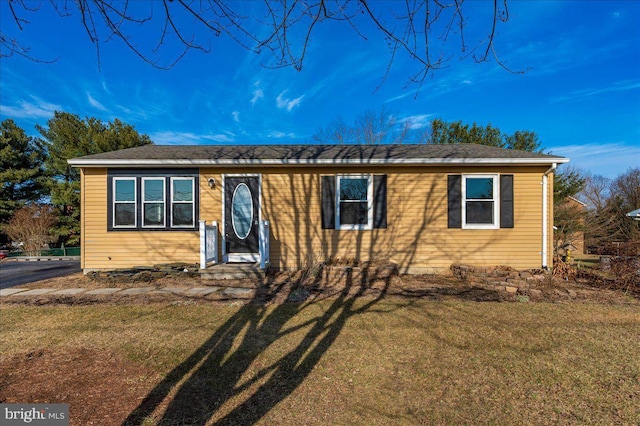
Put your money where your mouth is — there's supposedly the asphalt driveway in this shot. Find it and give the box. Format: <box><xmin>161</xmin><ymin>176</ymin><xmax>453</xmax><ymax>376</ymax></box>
<box><xmin>0</xmin><ymin>260</ymin><xmax>81</xmax><ymax>289</ymax></box>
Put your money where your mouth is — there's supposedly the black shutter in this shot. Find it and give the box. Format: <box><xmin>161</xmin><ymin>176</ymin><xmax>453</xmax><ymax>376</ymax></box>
<box><xmin>448</xmin><ymin>175</ymin><xmax>462</xmax><ymax>228</ymax></box>
<box><xmin>321</xmin><ymin>176</ymin><xmax>335</xmax><ymax>229</ymax></box>
<box><xmin>500</xmin><ymin>174</ymin><xmax>514</xmax><ymax>228</ymax></box>
<box><xmin>373</xmin><ymin>175</ymin><xmax>387</xmax><ymax>229</ymax></box>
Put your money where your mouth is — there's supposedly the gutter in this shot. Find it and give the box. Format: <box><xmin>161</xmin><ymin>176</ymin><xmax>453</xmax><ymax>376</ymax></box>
<box><xmin>67</xmin><ymin>157</ymin><xmax>570</xmax><ymax>168</ymax></box>
<box><xmin>541</xmin><ymin>163</ymin><xmax>557</xmax><ymax>269</ymax></box>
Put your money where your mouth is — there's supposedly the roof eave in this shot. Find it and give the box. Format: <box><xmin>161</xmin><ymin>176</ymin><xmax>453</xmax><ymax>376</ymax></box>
<box><xmin>67</xmin><ymin>157</ymin><xmax>570</xmax><ymax>168</ymax></box>
<box><xmin>568</xmin><ymin>196</ymin><xmax>587</xmax><ymax>206</ymax></box>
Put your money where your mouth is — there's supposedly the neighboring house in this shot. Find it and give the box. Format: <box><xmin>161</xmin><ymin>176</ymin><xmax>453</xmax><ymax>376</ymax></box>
<box><xmin>567</xmin><ymin>196</ymin><xmax>586</xmax><ymax>254</ymax></box>
<box><xmin>68</xmin><ymin>144</ymin><xmax>568</xmax><ymax>273</ymax></box>
<box><xmin>556</xmin><ymin>196</ymin><xmax>586</xmax><ymax>255</ymax></box>
<box><xmin>627</xmin><ymin>208</ymin><xmax>640</xmax><ymax>221</ymax></box>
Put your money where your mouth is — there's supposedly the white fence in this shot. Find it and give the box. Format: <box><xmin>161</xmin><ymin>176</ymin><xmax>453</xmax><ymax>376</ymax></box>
<box><xmin>199</xmin><ymin>220</ymin><xmax>218</xmax><ymax>269</ymax></box>
<box><xmin>260</xmin><ymin>220</ymin><xmax>270</xmax><ymax>269</ymax></box>
<box><xmin>200</xmin><ymin>220</ymin><xmax>269</xmax><ymax>270</ymax></box>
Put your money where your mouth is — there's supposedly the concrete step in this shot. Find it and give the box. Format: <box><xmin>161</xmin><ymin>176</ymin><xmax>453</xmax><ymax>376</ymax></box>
<box><xmin>200</xmin><ymin>262</ymin><xmax>265</xmax><ymax>280</ymax></box>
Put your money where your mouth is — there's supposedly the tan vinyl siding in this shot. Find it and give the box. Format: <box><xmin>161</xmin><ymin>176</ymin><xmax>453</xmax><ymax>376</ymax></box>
<box><xmin>81</xmin><ymin>168</ymin><xmax>199</xmax><ymax>270</ymax></box>
<box><xmin>81</xmin><ymin>165</ymin><xmax>552</xmax><ymax>271</ymax></box>
<box><xmin>202</xmin><ymin>166</ymin><xmax>548</xmax><ymax>272</ymax></box>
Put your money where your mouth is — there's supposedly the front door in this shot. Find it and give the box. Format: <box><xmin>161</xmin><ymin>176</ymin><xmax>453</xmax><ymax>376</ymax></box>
<box><xmin>224</xmin><ymin>176</ymin><xmax>260</xmax><ymax>261</ymax></box>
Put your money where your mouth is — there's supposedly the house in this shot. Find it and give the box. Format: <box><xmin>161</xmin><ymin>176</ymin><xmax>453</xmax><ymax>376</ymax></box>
<box><xmin>68</xmin><ymin>144</ymin><xmax>569</xmax><ymax>274</ymax></box>
<box><xmin>627</xmin><ymin>208</ymin><xmax>640</xmax><ymax>221</ymax></box>
<box><xmin>555</xmin><ymin>196</ymin><xmax>586</xmax><ymax>255</ymax></box>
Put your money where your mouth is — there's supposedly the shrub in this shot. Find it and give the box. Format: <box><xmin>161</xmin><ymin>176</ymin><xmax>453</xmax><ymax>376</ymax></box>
<box><xmin>3</xmin><ymin>204</ymin><xmax>57</xmax><ymax>255</ymax></box>
<box><xmin>610</xmin><ymin>256</ymin><xmax>640</xmax><ymax>294</ymax></box>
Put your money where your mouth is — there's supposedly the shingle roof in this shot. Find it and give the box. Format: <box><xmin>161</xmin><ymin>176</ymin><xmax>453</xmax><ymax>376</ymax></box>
<box><xmin>68</xmin><ymin>143</ymin><xmax>568</xmax><ymax>167</ymax></box>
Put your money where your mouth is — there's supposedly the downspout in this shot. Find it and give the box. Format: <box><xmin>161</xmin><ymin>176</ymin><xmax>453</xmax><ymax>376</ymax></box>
<box><xmin>542</xmin><ymin>163</ymin><xmax>557</xmax><ymax>269</ymax></box>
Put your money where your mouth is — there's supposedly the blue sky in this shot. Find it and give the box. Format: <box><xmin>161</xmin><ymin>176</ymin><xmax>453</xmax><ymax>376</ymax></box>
<box><xmin>1</xmin><ymin>1</ymin><xmax>638</xmax><ymax>179</ymax></box>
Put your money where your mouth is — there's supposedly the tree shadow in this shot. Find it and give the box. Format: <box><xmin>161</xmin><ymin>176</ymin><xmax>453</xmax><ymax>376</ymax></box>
<box><xmin>123</xmin><ymin>268</ymin><xmax>392</xmax><ymax>425</ymax></box>
<box><xmin>123</xmin><ymin>147</ymin><xmax>516</xmax><ymax>424</ymax></box>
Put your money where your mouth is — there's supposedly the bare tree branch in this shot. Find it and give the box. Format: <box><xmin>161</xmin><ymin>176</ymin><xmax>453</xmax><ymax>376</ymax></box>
<box><xmin>2</xmin><ymin>0</ymin><xmax>519</xmax><ymax>86</ymax></box>
<box><xmin>0</xmin><ymin>33</ymin><xmax>57</xmax><ymax>63</ymax></box>
<box><xmin>8</xmin><ymin>0</ymin><xmax>27</xmax><ymax>30</ymax></box>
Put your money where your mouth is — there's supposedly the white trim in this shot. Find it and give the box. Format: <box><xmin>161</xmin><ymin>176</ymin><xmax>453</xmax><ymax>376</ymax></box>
<box><xmin>222</xmin><ymin>174</ymin><xmax>262</xmax><ymax>263</ymax></box>
<box><xmin>69</xmin><ymin>157</ymin><xmax>570</xmax><ymax>168</ymax></box>
<box><xmin>141</xmin><ymin>177</ymin><xmax>166</xmax><ymax>228</ymax></box>
<box><xmin>260</xmin><ymin>220</ymin><xmax>270</xmax><ymax>269</ymax></box>
<box><xmin>199</xmin><ymin>220</ymin><xmax>219</xmax><ymax>269</ymax></box>
<box><xmin>170</xmin><ymin>177</ymin><xmax>195</xmax><ymax>228</ymax></box>
<box><xmin>227</xmin><ymin>253</ymin><xmax>260</xmax><ymax>262</ymax></box>
<box><xmin>112</xmin><ymin>177</ymin><xmax>137</xmax><ymax>228</ymax></box>
<box><xmin>461</xmin><ymin>174</ymin><xmax>500</xmax><ymax>230</ymax></box>
<box><xmin>568</xmin><ymin>196</ymin><xmax>587</xmax><ymax>206</ymax></box>
<box><xmin>336</xmin><ymin>174</ymin><xmax>374</xmax><ymax>231</ymax></box>
<box><xmin>541</xmin><ymin>163</ymin><xmax>557</xmax><ymax>269</ymax></box>
<box><xmin>221</xmin><ymin>175</ymin><xmax>226</xmax><ymax>260</ymax></box>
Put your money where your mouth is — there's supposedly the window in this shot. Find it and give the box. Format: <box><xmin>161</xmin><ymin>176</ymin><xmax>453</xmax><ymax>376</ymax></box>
<box><xmin>448</xmin><ymin>174</ymin><xmax>513</xmax><ymax>229</ymax></box>
<box><xmin>107</xmin><ymin>170</ymin><xmax>198</xmax><ymax>231</ymax></box>
<box><xmin>231</xmin><ymin>183</ymin><xmax>253</xmax><ymax>239</ymax></box>
<box><xmin>462</xmin><ymin>175</ymin><xmax>499</xmax><ymax>229</ymax></box>
<box><xmin>142</xmin><ymin>178</ymin><xmax>165</xmax><ymax>227</ymax></box>
<box><xmin>321</xmin><ymin>175</ymin><xmax>386</xmax><ymax>230</ymax></box>
<box><xmin>336</xmin><ymin>175</ymin><xmax>373</xmax><ymax>230</ymax></box>
<box><xmin>113</xmin><ymin>178</ymin><xmax>136</xmax><ymax>228</ymax></box>
<box><xmin>171</xmin><ymin>177</ymin><xmax>195</xmax><ymax>227</ymax></box>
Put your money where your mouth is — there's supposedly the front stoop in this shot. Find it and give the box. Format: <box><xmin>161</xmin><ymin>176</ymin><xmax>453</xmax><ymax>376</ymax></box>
<box><xmin>201</xmin><ymin>263</ymin><xmax>265</xmax><ymax>280</ymax></box>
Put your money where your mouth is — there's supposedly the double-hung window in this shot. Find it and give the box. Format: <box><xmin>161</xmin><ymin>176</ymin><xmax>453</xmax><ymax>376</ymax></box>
<box><xmin>321</xmin><ymin>174</ymin><xmax>387</xmax><ymax>230</ymax></box>
<box><xmin>336</xmin><ymin>175</ymin><xmax>373</xmax><ymax>230</ymax></box>
<box><xmin>142</xmin><ymin>178</ymin><xmax>165</xmax><ymax>227</ymax></box>
<box><xmin>171</xmin><ymin>177</ymin><xmax>195</xmax><ymax>227</ymax></box>
<box><xmin>113</xmin><ymin>178</ymin><xmax>136</xmax><ymax>228</ymax></box>
<box><xmin>462</xmin><ymin>174</ymin><xmax>499</xmax><ymax>229</ymax></box>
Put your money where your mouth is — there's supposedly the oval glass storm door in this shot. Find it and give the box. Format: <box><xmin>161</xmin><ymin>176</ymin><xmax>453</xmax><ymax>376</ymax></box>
<box><xmin>231</xmin><ymin>183</ymin><xmax>253</xmax><ymax>239</ymax></box>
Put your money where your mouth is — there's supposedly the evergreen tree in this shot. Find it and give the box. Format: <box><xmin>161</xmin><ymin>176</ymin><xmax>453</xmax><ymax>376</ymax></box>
<box><xmin>431</xmin><ymin>119</ymin><xmax>504</xmax><ymax>146</ymax></box>
<box><xmin>554</xmin><ymin>166</ymin><xmax>586</xmax><ymax>204</ymax></box>
<box><xmin>504</xmin><ymin>130</ymin><xmax>543</xmax><ymax>153</ymax></box>
<box><xmin>0</xmin><ymin>119</ymin><xmax>46</xmax><ymax>244</ymax></box>
<box><xmin>553</xmin><ymin>166</ymin><xmax>587</xmax><ymax>252</ymax></box>
<box><xmin>37</xmin><ymin>112</ymin><xmax>152</xmax><ymax>245</ymax></box>
<box><xmin>430</xmin><ymin>119</ymin><xmax>539</xmax><ymax>150</ymax></box>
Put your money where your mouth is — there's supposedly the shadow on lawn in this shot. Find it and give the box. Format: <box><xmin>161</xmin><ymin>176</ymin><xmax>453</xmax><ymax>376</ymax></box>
<box><xmin>123</xmin><ymin>268</ymin><xmax>392</xmax><ymax>425</ymax></box>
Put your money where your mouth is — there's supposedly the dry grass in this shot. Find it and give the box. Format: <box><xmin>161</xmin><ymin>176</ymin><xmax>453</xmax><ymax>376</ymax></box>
<box><xmin>1</xmin><ymin>299</ymin><xmax>639</xmax><ymax>425</ymax></box>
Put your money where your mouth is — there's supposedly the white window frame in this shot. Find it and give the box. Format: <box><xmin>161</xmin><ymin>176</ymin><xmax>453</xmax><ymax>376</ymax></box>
<box><xmin>336</xmin><ymin>174</ymin><xmax>373</xmax><ymax>231</ymax></box>
<box><xmin>170</xmin><ymin>177</ymin><xmax>195</xmax><ymax>228</ymax></box>
<box><xmin>113</xmin><ymin>177</ymin><xmax>137</xmax><ymax>229</ymax></box>
<box><xmin>141</xmin><ymin>177</ymin><xmax>166</xmax><ymax>228</ymax></box>
<box><xmin>462</xmin><ymin>174</ymin><xmax>500</xmax><ymax>230</ymax></box>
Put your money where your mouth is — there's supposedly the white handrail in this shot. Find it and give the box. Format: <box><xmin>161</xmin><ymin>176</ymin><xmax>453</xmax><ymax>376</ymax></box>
<box><xmin>199</xmin><ymin>220</ymin><xmax>218</xmax><ymax>269</ymax></box>
<box><xmin>259</xmin><ymin>220</ymin><xmax>270</xmax><ymax>269</ymax></box>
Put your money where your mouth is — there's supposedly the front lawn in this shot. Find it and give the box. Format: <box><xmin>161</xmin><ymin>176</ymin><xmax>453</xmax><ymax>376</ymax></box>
<box><xmin>1</xmin><ymin>299</ymin><xmax>639</xmax><ymax>425</ymax></box>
